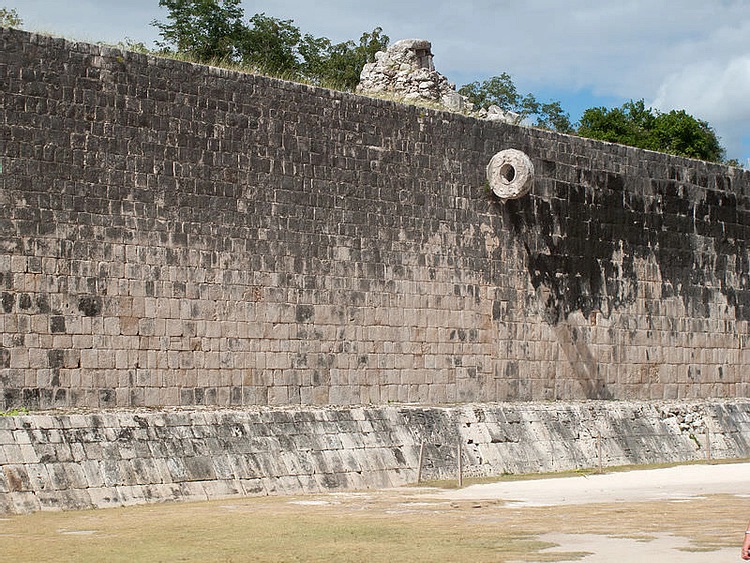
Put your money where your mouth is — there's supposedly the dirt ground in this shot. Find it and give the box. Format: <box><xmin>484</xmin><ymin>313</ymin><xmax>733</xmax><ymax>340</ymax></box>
<box><xmin>0</xmin><ymin>462</ymin><xmax>748</xmax><ymax>562</ymax></box>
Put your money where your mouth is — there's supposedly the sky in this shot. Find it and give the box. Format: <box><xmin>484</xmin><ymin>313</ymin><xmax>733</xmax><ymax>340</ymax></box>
<box><xmin>3</xmin><ymin>0</ymin><xmax>750</xmax><ymax>166</ymax></box>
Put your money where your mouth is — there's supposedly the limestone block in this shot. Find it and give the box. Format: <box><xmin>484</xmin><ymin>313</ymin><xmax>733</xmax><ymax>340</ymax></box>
<box><xmin>485</xmin><ymin>105</ymin><xmax>522</xmax><ymax>124</ymax></box>
<box><xmin>9</xmin><ymin>491</ymin><xmax>41</xmax><ymax>514</ymax></box>
<box><xmin>114</xmin><ymin>485</ymin><xmax>148</xmax><ymax>506</ymax></box>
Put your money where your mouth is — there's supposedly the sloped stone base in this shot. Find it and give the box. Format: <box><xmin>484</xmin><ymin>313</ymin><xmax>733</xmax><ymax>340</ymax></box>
<box><xmin>1</xmin><ymin>400</ymin><xmax>749</xmax><ymax>513</ymax></box>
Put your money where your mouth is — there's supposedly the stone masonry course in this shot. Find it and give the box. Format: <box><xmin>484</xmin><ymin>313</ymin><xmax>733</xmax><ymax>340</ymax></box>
<box><xmin>2</xmin><ymin>400</ymin><xmax>749</xmax><ymax>514</ymax></box>
<box><xmin>1</xmin><ymin>28</ymin><xmax>750</xmax><ymax>409</ymax></box>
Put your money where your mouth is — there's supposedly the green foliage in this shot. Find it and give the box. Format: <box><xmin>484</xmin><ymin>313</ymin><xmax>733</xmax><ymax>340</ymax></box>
<box><xmin>535</xmin><ymin>101</ymin><xmax>574</xmax><ymax>134</ymax></box>
<box><xmin>238</xmin><ymin>13</ymin><xmax>301</xmax><ymax>74</ymax></box>
<box><xmin>459</xmin><ymin>73</ymin><xmax>519</xmax><ymax>113</ymax></box>
<box><xmin>458</xmin><ymin>73</ymin><xmax>573</xmax><ymax>133</ymax></box>
<box><xmin>578</xmin><ymin>100</ymin><xmax>653</xmax><ymax>147</ymax></box>
<box><xmin>578</xmin><ymin>99</ymin><xmax>724</xmax><ymax>162</ymax></box>
<box><xmin>460</xmin><ymin>77</ymin><xmax>724</xmax><ymax>160</ymax></box>
<box><xmin>459</xmin><ymin>73</ymin><xmax>543</xmax><ymax>119</ymax></box>
<box><xmin>299</xmin><ymin>27</ymin><xmax>388</xmax><ymax>90</ymax></box>
<box><xmin>0</xmin><ymin>407</ymin><xmax>29</xmax><ymax>416</ymax></box>
<box><xmin>153</xmin><ymin>0</ymin><xmax>246</xmax><ymax>62</ymax></box>
<box><xmin>0</xmin><ymin>6</ymin><xmax>22</xmax><ymax>28</ymax></box>
<box><xmin>151</xmin><ymin>1</ymin><xmax>388</xmax><ymax>90</ymax></box>
<box><xmin>650</xmin><ymin>109</ymin><xmax>724</xmax><ymax>162</ymax></box>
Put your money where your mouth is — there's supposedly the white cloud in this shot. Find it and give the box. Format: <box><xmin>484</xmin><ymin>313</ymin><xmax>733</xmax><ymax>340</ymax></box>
<box><xmin>651</xmin><ymin>55</ymin><xmax>750</xmax><ymax>161</ymax></box>
<box><xmin>431</xmin><ymin>1</ymin><xmax>750</xmax><ymax>95</ymax></box>
<box><xmin>652</xmin><ymin>56</ymin><xmax>750</xmax><ymax>122</ymax></box>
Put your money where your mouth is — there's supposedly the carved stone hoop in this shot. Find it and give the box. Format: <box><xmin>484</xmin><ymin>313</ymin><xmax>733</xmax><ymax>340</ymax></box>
<box><xmin>486</xmin><ymin>149</ymin><xmax>534</xmax><ymax>200</ymax></box>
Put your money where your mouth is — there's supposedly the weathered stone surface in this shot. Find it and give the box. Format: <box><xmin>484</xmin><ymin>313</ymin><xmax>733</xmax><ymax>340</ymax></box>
<box><xmin>0</xmin><ymin>29</ymin><xmax>750</xmax><ymax>408</ymax></box>
<box><xmin>484</xmin><ymin>105</ymin><xmax>522</xmax><ymax>124</ymax></box>
<box><xmin>357</xmin><ymin>38</ymin><xmax>468</xmax><ymax>109</ymax></box>
<box><xmin>0</xmin><ymin>400</ymin><xmax>747</xmax><ymax>513</ymax></box>
<box><xmin>486</xmin><ymin>149</ymin><xmax>535</xmax><ymax>200</ymax></box>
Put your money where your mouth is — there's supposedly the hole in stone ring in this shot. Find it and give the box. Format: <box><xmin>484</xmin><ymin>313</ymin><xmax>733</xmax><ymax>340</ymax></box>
<box><xmin>500</xmin><ymin>163</ymin><xmax>516</xmax><ymax>183</ymax></box>
<box><xmin>486</xmin><ymin>149</ymin><xmax>534</xmax><ymax>200</ymax></box>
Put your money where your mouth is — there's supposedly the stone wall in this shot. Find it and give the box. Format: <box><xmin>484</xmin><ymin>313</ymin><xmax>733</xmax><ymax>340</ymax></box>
<box><xmin>2</xmin><ymin>400</ymin><xmax>750</xmax><ymax>513</ymax></box>
<box><xmin>2</xmin><ymin>28</ymin><xmax>750</xmax><ymax>408</ymax></box>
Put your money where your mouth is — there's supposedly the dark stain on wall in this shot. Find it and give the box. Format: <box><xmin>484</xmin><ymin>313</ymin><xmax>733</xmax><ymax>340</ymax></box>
<box><xmin>1</xmin><ymin>293</ymin><xmax>13</xmax><ymax>314</ymax></box>
<box><xmin>77</xmin><ymin>296</ymin><xmax>102</xmax><ymax>317</ymax></box>
<box><xmin>504</xmin><ymin>167</ymin><xmax>750</xmax><ymax>325</ymax></box>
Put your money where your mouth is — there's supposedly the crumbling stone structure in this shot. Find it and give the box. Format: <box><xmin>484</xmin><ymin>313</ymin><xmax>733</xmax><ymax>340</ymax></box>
<box><xmin>357</xmin><ymin>38</ymin><xmax>522</xmax><ymax>123</ymax></box>
<box><xmin>357</xmin><ymin>38</ymin><xmax>468</xmax><ymax>111</ymax></box>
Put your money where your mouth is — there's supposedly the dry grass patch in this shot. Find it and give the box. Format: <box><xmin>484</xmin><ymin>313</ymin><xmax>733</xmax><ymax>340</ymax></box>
<box><xmin>0</xmin><ymin>489</ymin><xmax>745</xmax><ymax>562</ymax></box>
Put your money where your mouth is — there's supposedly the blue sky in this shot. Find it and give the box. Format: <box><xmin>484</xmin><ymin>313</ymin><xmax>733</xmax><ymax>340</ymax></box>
<box><xmin>4</xmin><ymin>0</ymin><xmax>750</xmax><ymax>166</ymax></box>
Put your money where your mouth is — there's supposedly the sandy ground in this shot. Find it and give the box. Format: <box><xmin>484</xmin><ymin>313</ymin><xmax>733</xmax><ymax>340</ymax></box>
<box><xmin>1</xmin><ymin>462</ymin><xmax>748</xmax><ymax>561</ymax></box>
<box><xmin>435</xmin><ymin>463</ymin><xmax>750</xmax><ymax>506</ymax></box>
<box><xmin>429</xmin><ymin>463</ymin><xmax>750</xmax><ymax>562</ymax></box>
<box><xmin>536</xmin><ymin>532</ymin><xmax>737</xmax><ymax>563</ymax></box>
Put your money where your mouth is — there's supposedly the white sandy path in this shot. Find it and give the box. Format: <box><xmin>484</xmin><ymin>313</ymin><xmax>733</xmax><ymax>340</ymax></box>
<box><xmin>431</xmin><ymin>463</ymin><xmax>750</xmax><ymax>562</ymax></box>
<box><xmin>535</xmin><ymin>532</ymin><xmax>738</xmax><ymax>563</ymax></box>
<box><xmin>436</xmin><ymin>462</ymin><xmax>750</xmax><ymax>506</ymax></box>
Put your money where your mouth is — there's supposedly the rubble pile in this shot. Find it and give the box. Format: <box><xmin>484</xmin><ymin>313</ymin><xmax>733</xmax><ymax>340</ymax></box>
<box><xmin>357</xmin><ymin>38</ymin><xmax>469</xmax><ymax>112</ymax></box>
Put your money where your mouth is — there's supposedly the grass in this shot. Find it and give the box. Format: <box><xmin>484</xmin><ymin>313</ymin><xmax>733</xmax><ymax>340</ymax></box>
<box><xmin>0</xmin><ymin>499</ymin><xmax>561</xmax><ymax>562</ymax></box>
<box><xmin>138</xmin><ymin>49</ymin><xmax>472</xmax><ymax>116</ymax></box>
<box><xmin>0</xmin><ymin>407</ymin><xmax>29</xmax><ymax>416</ymax></box>
<box><xmin>0</xmin><ymin>473</ymin><xmax>745</xmax><ymax>562</ymax></box>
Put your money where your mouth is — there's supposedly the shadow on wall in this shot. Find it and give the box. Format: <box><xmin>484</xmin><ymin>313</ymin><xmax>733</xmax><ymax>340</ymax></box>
<box><xmin>494</xmin><ymin>164</ymin><xmax>749</xmax><ymax>398</ymax></box>
<box><xmin>502</xmin><ymin>167</ymin><xmax>750</xmax><ymax>323</ymax></box>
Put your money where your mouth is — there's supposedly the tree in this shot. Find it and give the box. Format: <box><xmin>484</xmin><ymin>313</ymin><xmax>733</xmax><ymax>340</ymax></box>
<box><xmin>459</xmin><ymin>73</ymin><xmax>519</xmax><ymax>113</ymax></box>
<box><xmin>299</xmin><ymin>27</ymin><xmax>389</xmax><ymax>90</ymax></box>
<box><xmin>0</xmin><ymin>7</ymin><xmax>22</xmax><ymax>28</ymax></box>
<box><xmin>458</xmin><ymin>73</ymin><xmax>572</xmax><ymax>133</ymax></box>
<box><xmin>237</xmin><ymin>13</ymin><xmax>301</xmax><ymax>75</ymax></box>
<box><xmin>342</xmin><ymin>27</ymin><xmax>390</xmax><ymax>89</ymax></box>
<box><xmin>152</xmin><ymin>2</ymin><xmax>388</xmax><ymax>90</ymax></box>
<box><xmin>535</xmin><ymin>101</ymin><xmax>574</xmax><ymax>134</ymax></box>
<box><xmin>152</xmin><ymin>0</ymin><xmax>247</xmax><ymax>62</ymax></box>
<box><xmin>578</xmin><ymin>100</ymin><xmax>654</xmax><ymax>148</ymax></box>
<box><xmin>578</xmin><ymin>100</ymin><xmax>724</xmax><ymax>162</ymax></box>
<box><xmin>650</xmin><ymin>110</ymin><xmax>724</xmax><ymax>162</ymax></box>
<box><xmin>355</xmin><ymin>27</ymin><xmax>390</xmax><ymax>70</ymax></box>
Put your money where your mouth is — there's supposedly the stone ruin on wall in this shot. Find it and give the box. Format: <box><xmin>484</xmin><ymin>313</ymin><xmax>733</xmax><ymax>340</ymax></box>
<box><xmin>357</xmin><ymin>39</ymin><xmax>466</xmax><ymax>110</ymax></box>
<box><xmin>357</xmin><ymin>38</ymin><xmax>521</xmax><ymax>124</ymax></box>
